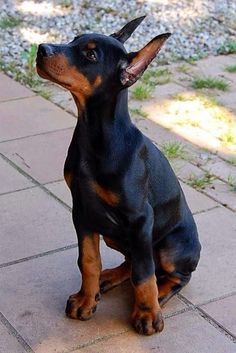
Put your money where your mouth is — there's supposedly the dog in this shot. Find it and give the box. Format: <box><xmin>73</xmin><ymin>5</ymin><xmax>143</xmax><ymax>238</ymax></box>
<box><xmin>36</xmin><ymin>16</ymin><xmax>201</xmax><ymax>335</ymax></box>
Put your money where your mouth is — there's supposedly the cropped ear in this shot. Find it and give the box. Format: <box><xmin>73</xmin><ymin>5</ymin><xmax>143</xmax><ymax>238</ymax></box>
<box><xmin>110</xmin><ymin>16</ymin><xmax>146</xmax><ymax>43</ymax></box>
<box><xmin>120</xmin><ymin>33</ymin><xmax>171</xmax><ymax>87</ymax></box>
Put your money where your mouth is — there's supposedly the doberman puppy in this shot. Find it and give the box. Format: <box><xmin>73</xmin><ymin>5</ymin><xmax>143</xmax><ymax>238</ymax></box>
<box><xmin>36</xmin><ymin>16</ymin><xmax>201</xmax><ymax>335</ymax></box>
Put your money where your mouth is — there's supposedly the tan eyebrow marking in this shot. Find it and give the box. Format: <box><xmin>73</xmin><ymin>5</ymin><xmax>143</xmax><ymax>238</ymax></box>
<box><xmin>87</xmin><ymin>42</ymin><xmax>96</xmax><ymax>49</ymax></box>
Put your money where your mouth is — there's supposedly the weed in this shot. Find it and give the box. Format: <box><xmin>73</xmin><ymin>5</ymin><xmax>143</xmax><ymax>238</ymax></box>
<box><xmin>191</xmin><ymin>76</ymin><xmax>229</xmax><ymax>91</ymax></box>
<box><xmin>21</xmin><ymin>44</ymin><xmax>40</xmax><ymax>87</ymax></box>
<box><xmin>220</xmin><ymin>129</ymin><xmax>236</xmax><ymax>146</ymax></box>
<box><xmin>59</xmin><ymin>0</ymin><xmax>72</xmax><ymax>7</ymax></box>
<box><xmin>226</xmin><ymin>157</ymin><xmax>236</xmax><ymax>166</ymax></box>
<box><xmin>142</xmin><ymin>68</ymin><xmax>171</xmax><ymax>86</ymax></box>
<box><xmin>187</xmin><ymin>171</ymin><xmax>215</xmax><ymax>189</ymax></box>
<box><xmin>132</xmin><ymin>84</ymin><xmax>153</xmax><ymax>100</ymax></box>
<box><xmin>37</xmin><ymin>89</ymin><xmax>52</xmax><ymax>100</ymax></box>
<box><xmin>161</xmin><ymin>141</ymin><xmax>186</xmax><ymax>159</ymax></box>
<box><xmin>176</xmin><ymin>64</ymin><xmax>190</xmax><ymax>74</ymax></box>
<box><xmin>173</xmin><ymin>93</ymin><xmax>219</xmax><ymax>108</ymax></box>
<box><xmin>176</xmin><ymin>117</ymin><xmax>200</xmax><ymax>128</ymax></box>
<box><xmin>227</xmin><ymin>174</ymin><xmax>236</xmax><ymax>192</ymax></box>
<box><xmin>0</xmin><ymin>16</ymin><xmax>22</xmax><ymax>29</ymax></box>
<box><xmin>225</xmin><ymin>64</ymin><xmax>236</xmax><ymax>73</ymax></box>
<box><xmin>130</xmin><ymin>107</ymin><xmax>148</xmax><ymax>118</ymax></box>
<box><xmin>217</xmin><ymin>41</ymin><xmax>236</xmax><ymax>54</ymax></box>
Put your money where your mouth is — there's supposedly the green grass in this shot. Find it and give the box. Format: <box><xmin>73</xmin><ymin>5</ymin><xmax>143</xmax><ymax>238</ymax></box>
<box><xmin>226</xmin><ymin>157</ymin><xmax>236</xmax><ymax>166</ymax></box>
<box><xmin>176</xmin><ymin>118</ymin><xmax>200</xmax><ymax>128</ymax></box>
<box><xmin>187</xmin><ymin>171</ymin><xmax>215</xmax><ymax>189</ymax></box>
<box><xmin>228</xmin><ymin>175</ymin><xmax>236</xmax><ymax>192</ymax></box>
<box><xmin>176</xmin><ymin>64</ymin><xmax>190</xmax><ymax>74</ymax></box>
<box><xmin>220</xmin><ymin>129</ymin><xmax>236</xmax><ymax>146</ymax></box>
<box><xmin>161</xmin><ymin>141</ymin><xmax>186</xmax><ymax>159</ymax></box>
<box><xmin>132</xmin><ymin>84</ymin><xmax>153</xmax><ymax>100</ymax></box>
<box><xmin>21</xmin><ymin>44</ymin><xmax>40</xmax><ymax>87</ymax></box>
<box><xmin>173</xmin><ymin>93</ymin><xmax>219</xmax><ymax>108</ymax></box>
<box><xmin>0</xmin><ymin>16</ymin><xmax>22</xmax><ymax>29</ymax></box>
<box><xmin>130</xmin><ymin>107</ymin><xmax>148</xmax><ymax>118</ymax></box>
<box><xmin>191</xmin><ymin>76</ymin><xmax>230</xmax><ymax>91</ymax></box>
<box><xmin>142</xmin><ymin>68</ymin><xmax>171</xmax><ymax>86</ymax></box>
<box><xmin>37</xmin><ymin>89</ymin><xmax>52</xmax><ymax>100</ymax></box>
<box><xmin>218</xmin><ymin>41</ymin><xmax>236</xmax><ymax>54</ymax></box>
<box><xmin>225</xmin><ymin>64</ymin><xmax>236</xmax><ymax>73</ymax></box>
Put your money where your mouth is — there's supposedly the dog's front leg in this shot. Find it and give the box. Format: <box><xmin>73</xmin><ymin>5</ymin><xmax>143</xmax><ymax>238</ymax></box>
<box><xmin>130</xmin><ymin>203</ymin><xmax>164</xmax><ymax>335</ymax></box>
<box><xmin>66</xmin><ymin>231</ymin><xmax>101</xmax><ymax>321</ymax></box>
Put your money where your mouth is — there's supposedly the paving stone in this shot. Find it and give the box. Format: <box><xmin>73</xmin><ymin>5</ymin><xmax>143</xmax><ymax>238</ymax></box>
<box><xmin>134</xmin><ymin>117</ymin><xmax>186</xmax><ymax>145</ymax></box>
<box><xmin>204</xmin><ymin>179</ymin><xmax>236</xmax><ymax>211</ymax></box>
<box><xmin>182</xmin><ymin>207</ymin><xmax>236</xmax><ymax>305</ymax></box>
<box><xmin>0</xmin><ymin>245</ymin><xmax>185</xmax><ymax>353</ymax></box>
<box><xmin>0</xmin><ymin>322</ymin><xmax>27</xmax><ymax>353</ymax></box>
<box><xmin>0</xmin><ymin>187</ymin><xmax>75</xmax><ymax>264</ymax></box>
<box><xmin>173</xmin><ymin>160</ymin><xmax>203</xmax><ymax>181</ymax></box>
<box><xmin>79</xmin><ymin>311</ymin><xmax>236</xmax><ymax>353</ymax></box>
<box><xmin>0</xmin><ymin>155</ymin><xmax>33</xmax><ymax>194</ymax></box>
<box><xmin>203</xmin><ymin>159</ymin><xmax>236</xmax><ymax>183</ymax></box>
<box><xmin>192</xmin><ymin>55</ymin><xmax>236</xmax><ymax>78</ymax></box>
<box><xmin>0</xmin><ymin>129</ymin><xmax>73</xmax><ymax>184</ymax></box>
<box><xmin>180</xmin><ymin>181</ymin><xmax>217</xmax><ymax>214</ymax></box>
<box><xmin>200</xmin><ymin>294</ymin><xmax>236</xmax><ymax>335</ymax></box>
<box><xmin>45</xmin><ymin>180</ymin><xmax>72</xmax><ymax>208</ymax></box>
<box><xmin>0</xmin><ymin>96</ymin><xmax>75</xmax><ymax>142</ymax></box>
<box><xmin>0</xmin><ymin>72</ymin><xmax>35</xmax><ymax>102</ymax></box>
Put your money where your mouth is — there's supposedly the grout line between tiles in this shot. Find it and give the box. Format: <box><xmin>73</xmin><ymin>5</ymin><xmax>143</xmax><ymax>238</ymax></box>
<box><xmin>65</xmin><ymin>307</ymin><xmax>194</xmax><ymax>353</ymax></box>
<box><xmin>179</xmin><ymin>177</ymin><xmax>236</xmax><ymax>213</ymax></box>
<box><xmin>0</xmin><ymin>185</ymin><xmax>37</xmax><ymax>197</ymax></box>
<box><xmin>0</xmin><ymin>95</ymin><xmax>36</xmax><ymax>104</ymax></box>
<box><xmin>195</xmin><ymin>290</ymin><xmax>236</xmax><ymax>307</ymax></box>
<box><xmin>178</xmin><ymin>294</ymin><xmax>236</xmax><ymax>343</ymax></box>
<box><xmin>0</xmin><ymin>153</ymin><xmax>72</xmax><ymax>212</ymax></box>
<box><xmin>192</xmin><ymin>205</ymin><xmax>220</xmax><ymax>216</ymax></box>
<box><xmin>0</xmin><ymin>312</ymin><xmax>35</xmax><ymax>353</ymax></box>
<box><xmin>0</xmin><ymin>126</ymin><xmax>74</xmax><ymax>144</ymax></box>
<box><xmin>0</xmin><ymin>243</ymin><xmax>77</xmax><ymax>269</ymax></box>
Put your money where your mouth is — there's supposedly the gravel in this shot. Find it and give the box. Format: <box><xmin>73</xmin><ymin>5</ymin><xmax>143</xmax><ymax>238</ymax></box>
<box><xmin>1</xmin><ymin>0</ymin><xmax>236</xmax><ymax>74</ymax></box>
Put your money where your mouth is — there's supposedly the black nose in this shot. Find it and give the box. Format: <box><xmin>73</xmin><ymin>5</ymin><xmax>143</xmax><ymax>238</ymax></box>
<box><xmin>38</xmin><ymin>44</ymin><xmax>55</xmax><ymax>57</ymax></box>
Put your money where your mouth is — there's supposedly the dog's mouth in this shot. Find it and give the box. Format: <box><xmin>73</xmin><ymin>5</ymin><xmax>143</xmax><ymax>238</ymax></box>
<box><xmin>36</xmin><ymin>52</ymin><xmax>72</xmax><ymax>89</ymax></box>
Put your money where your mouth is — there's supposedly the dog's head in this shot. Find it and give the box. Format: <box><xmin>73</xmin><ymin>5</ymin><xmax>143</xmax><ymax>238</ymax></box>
<box><xmin>36</xmin><ymin>16</ymin><xmax>170</xmax><ymax>108</ymax></box>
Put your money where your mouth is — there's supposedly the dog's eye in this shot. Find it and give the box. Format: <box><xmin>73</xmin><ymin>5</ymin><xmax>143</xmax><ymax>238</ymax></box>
<box><xmin>86</xmin><ymin>49</ymin><xmax>97</xmax><ymax>62</ymax></box>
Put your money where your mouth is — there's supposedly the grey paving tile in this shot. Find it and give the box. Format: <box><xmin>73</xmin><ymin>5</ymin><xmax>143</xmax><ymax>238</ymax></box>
<box><xmin>182</xmin><ymin>207</ymin><xmax>236</xmax><ymax>304</ymax></box>
<box><xmin>0</xmin><ymin>96</ymin><xmax>75</xmax><ymax>142</ymax></box>
<box><xmin>0</xmin><ymin>72</ymin><xmax>34</xmax><ymax>102</ymax></box>
<box><xmin>180</xmin><ymin>181</ymin><xmax>218</xmax><ymax>214</ymax></box>
<box><xmin>200</xmin><ymin>295</ymin><xmax>236</xmax><ymax>336</ymax></box>
<box><xmin>0</xmin><ymin>156</ymin><xmax>33</xmax><ymax>194</ymax></box>
<box><xmin>0</xmin><ymin>187</ymin><xmax>75</xmax><ymax>264</ymax></box>
<box><xmin>204</xmin><ymin>179</ymin><xmax>236</xmax><ymax>212</ymax></box>
<box><xmin>203</xmin><ymin>160</ymin><xmax>236</xmax><ymax>184</ymax></box>
<box><xmin>0</xmin><ymin>321</ymin><xmax>27</xmax><ymax>353</ymax></box>
<box><xmin>45</xmin><ymin>181</ymin><xmax>72</xmax><ymax>208</ymax></box>
<box><xmin>79</xmin><ymin>311</ymin><xmax>236</xmax><ymax>353</ymax></box>
<box><xmin>0</xmin><ymin>129</ymin><xmax>73</xmax><ymax>184</ymax></box>
<box><xmin>0</xmin><ymin>243</ymin><xmax>186</xmax><ymax>353</ymax></box>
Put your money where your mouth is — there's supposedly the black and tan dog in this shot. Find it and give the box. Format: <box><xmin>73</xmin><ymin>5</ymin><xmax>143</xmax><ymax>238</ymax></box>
<box><xmin>36</xmin><ymin>16</ymin><xmax>201</xmax><ymax>335</ymax></box>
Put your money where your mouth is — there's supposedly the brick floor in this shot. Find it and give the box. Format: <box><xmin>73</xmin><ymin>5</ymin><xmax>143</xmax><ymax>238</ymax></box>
<box><xmin>0</xmin><ymin>73</ymin><xmax>235</xmax><ymax>353</ymax></box>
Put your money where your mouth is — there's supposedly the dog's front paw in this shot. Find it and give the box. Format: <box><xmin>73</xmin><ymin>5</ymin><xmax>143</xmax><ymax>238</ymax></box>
<box><xmin>131</xmin><ymin>306</ymin><xmax>164</xmax><ymax>335</ymax></box>
<box><xmin>65</xmin><ymin>291</ymin><xmax>101</xmax><ymax>321</ymax></box>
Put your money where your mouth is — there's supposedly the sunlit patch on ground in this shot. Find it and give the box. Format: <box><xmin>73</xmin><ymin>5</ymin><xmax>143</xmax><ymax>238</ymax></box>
<box><xmin>17</xmin><ymin>0</ymin><xmax>70</xmax><ymax>16</ymax></box>
<box><xmin>20</xmin><ymin>28</ymin><xmax>53</xmax><ymax>44</ymax></box>
<box><xmin>142</xmin><ymin>92</ymin><xmax>236</xmax><ymax>153</ymax></box>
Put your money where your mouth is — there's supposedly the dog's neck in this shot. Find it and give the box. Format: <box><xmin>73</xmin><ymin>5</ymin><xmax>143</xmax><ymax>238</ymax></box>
<box><xmin>74</xmin><ymin>89</ymin><xmax>132</xmax><ymax>147</ymax></box>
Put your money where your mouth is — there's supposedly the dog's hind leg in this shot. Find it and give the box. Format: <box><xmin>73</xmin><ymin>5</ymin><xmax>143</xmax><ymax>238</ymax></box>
<box><xmin>157</xmin><ymin>272</ymin><xmax>191</xmax><ymax>307</ymax></box>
